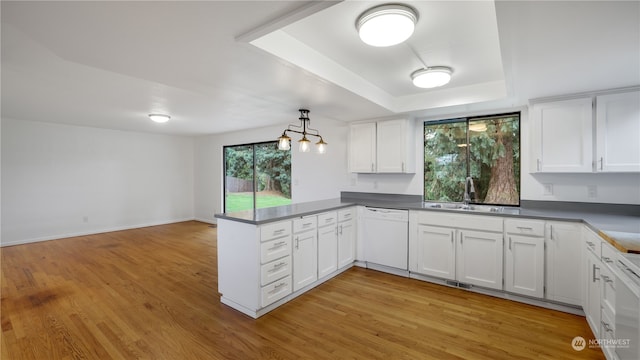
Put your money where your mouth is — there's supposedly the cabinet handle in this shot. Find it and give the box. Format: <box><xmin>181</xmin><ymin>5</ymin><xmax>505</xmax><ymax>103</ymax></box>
<box><xmin>303</xmin><ymin>222</ymin><xmax>313</xmax><ymax>227</ymax></box>
<box><xmin>601</xmin><ymin>275</ymin><xmax>613</xmax><ymax>283</ymax></box>
<box><xmin>295</xmin><ymin>236</ymin><xmax>299</xmax><ymax>250</ymax></box>
<box><xmin>549</xmin><ymin>225</ymin><xmax>554</xmax><ymax>240</ymax></box>
<box><xmin>537</xmin><ymin>159</ymin><xmax>541</xmax><ymax>171</ymax></box>
<box><xmin>371</xmin><ymin>163</ymin><xmax>374</xmax><ymax>172</ymax></box>
<box><xmin>339</xmin><ymin>225</ymin><xmax>343</xmax><ymax>235</ymax></box>
<box><xmin>269</xmin><ymin>262</ymin><xmax>286</xmax><ymax>272</ymax></box>
<box><xmin>599</xmin><ymin>157</ymin><xmax>604</xmax><ymax>171</ymax></box>
<box><xmin>517</xmin><ymin>226</ymin><xmax>533</xmax><ymax>231</ymax></box>
<box><xmin>601</xmin><ymin>321</ymin><xmax>613</xmax><ymax>333</ymax></box>
<box><xmin>270</xmin><ymin>241</ymin><xmax>286</xmax><ymax>250</ymax></box>
<box><xmin>460</xmin><ymin>232</ymin><xmax>463</xmax><ymax>245</ymax></box>
<box><xmin>586</xmin><ymin>241</ymin><xmax>595</xmax><ymax>247</ymax></box>
<box><xmin>509</xmin><ymin>237</ymin><xmax>512</xmax><ymax>250</ymax></box>
<box><xmin>602</xmin><ymin>256</ymin><xmax>613</xmax><ymax>264</ymax></box>
<box><xmin>451</xmin><ymin>231</ymin><xmax>454</xmax><ymax>244</ymax></box>
<box><xmin>593</xmin><ymin>264</ymin><xmax>600</xmax><ymax>282</ymax></box>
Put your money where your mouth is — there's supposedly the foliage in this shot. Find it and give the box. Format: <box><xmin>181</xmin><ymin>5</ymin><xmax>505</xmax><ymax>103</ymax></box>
<box><xmin>424</xmin><ymin>116</ymin><xmax>520</xmax><ymax>205</ymax></box>
<box><xmin>224</xmin><ymin>142</ymin><xmax>291</xmax><ymax>199</ymax></box>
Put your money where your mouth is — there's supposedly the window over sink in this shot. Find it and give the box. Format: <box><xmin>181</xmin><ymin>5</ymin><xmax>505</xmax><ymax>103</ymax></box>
<box><xmin>423</xmin><ymin>112</ymin><xmax>520</xmax><ymax>206</ymax></box>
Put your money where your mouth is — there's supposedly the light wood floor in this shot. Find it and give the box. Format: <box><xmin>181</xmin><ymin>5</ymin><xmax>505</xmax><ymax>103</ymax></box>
<box><xmin>2</xmin><ymin>221</ymin><xmax>604</xmax><ymax>359</ymax></box>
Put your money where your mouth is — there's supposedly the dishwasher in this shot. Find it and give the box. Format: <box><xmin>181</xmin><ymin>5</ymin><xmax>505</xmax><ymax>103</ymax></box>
<box><xmin>363</xmin><ymin>207</ymin><xmax>409</xmax><ymax>270</ymax></box>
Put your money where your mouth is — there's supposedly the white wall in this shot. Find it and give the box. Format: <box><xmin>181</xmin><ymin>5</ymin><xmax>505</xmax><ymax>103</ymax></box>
<box><xmin>1</xmin><ymin>118</ymin><xmax>195</xmax><ymax>245</ymax></box>
<box><xmin>194</xmin><ymin>117</ymin><xmax>351</xmax><ymax>223</ymax></box>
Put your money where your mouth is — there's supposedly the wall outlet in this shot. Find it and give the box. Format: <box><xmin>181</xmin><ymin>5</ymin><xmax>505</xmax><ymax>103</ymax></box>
<box><xmin>543</xmin><ymin>183</ymin><xmax>553</xmax><ymax>196</ymax></box>
<box><xmin>587</xmin><ymin>185</ymin><xmax>597</xmax><ymax>198</ymax></box>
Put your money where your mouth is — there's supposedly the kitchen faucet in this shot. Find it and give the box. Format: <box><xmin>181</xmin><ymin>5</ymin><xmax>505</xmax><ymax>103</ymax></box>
<box><xmin>463</xmin><ymin>177</ymin><xmax>475</xmax><ymax>205</ymax></box>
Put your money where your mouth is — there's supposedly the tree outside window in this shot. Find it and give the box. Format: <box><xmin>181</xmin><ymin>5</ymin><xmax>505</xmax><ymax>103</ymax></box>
<box><xmin>424</xmin><ymin>113</ymin><xmax>520</xmax><ymax>206</ymax></box>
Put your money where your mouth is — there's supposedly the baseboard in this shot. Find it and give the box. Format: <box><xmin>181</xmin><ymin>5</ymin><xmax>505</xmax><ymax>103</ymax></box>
<box><xmin>0</xmin><ymin>217</ymin><xmax>196</xmax><ymax>247</ymax></box>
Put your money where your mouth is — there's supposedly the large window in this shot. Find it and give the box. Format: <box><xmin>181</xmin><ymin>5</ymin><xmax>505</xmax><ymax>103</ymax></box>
<box><xmin>223</xmin><ymin>141</ymin><xmax>291</xmax><ymax>212</ymax></box>
<box><xmin>424</xmin><ymin>113</ymin><xmax>520</xmax><ymax>206</ymax></box>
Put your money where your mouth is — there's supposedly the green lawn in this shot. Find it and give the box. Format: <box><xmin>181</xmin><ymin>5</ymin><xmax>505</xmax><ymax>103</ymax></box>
<box><xmin>225</xmin><ymin>192</ymin><xmax>292</xmax><ymax>212</ymax></box>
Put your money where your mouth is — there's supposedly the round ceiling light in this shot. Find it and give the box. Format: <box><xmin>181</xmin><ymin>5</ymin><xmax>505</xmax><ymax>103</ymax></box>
<box><xmin>148</xmin><ymin>114</ymin><xmax>171</xmax><ymax>123</ymax></box>
<box><xmin>356</xmin><ymin>4</ymin><xmax>418</xmax><ymax>47</ymax></box>
<box><xmin>411</xmin><ymin>67</ymin><xmax>453</xmax><ymax>88</ymax></box>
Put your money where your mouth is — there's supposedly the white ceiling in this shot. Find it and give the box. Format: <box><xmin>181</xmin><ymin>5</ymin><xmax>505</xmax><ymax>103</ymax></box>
<box><xmin>1</xmin><ymin>1</ymin><xmax>639</xmax><ymax>136</ymax></box>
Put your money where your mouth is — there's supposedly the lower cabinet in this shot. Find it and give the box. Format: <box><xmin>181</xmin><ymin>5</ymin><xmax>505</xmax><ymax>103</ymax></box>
<box><xmin>504</xmin><ymin>219</ymin><xmax>545</xmax><ymax>298</ymax></box>
<box><xmin>411</xmin><ymin>212</ymin><xmax>503</xmax><ymax>290</ymax></box>
<box><xmin>337</xmin><ymin>211</ymin><xmax>356</xmax><ymax>268</ymax></box>
<box><xmin>457</xmin><ymin>230</ymin><xmax>503</xmax><ymax>290</ymax></box>
<box><xmin>584</xmin><ymin>249</ymin><xmax>602</xmax><ymax>337</ymax></box>
<box><xmin>546</xmin><ymin>221</ymin><xmax>583</xmax><ymax>306</ymax></box>
<box><xmin>293</xmin><ymin>226</ymin><xmax>318</xmax><ymax>292</ymax></box>
<box><xmin>415</xmin><ymin>225</ymin><xmax>455</xmax><ymax>280</ymax></box>
<box><xmin>317</xmin><ymin>212</ymin><xmax>338</xmax><ymax>279</ymax></box>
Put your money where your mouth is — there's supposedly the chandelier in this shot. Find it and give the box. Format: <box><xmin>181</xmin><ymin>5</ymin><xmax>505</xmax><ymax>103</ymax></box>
<box><xmin>277</xmin><ymin>109</ymin><xmax>327</xmax><ymax>154</ymax></box>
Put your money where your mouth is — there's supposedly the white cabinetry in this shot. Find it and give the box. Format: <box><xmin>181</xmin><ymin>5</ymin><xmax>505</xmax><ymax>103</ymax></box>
<box><xmin>317</xmin><ymin>212</ymin><xmax>338</xmax><ymax>279</ymax></box>
<box><xmin>411</xmin><ymin>211</ymin><xmax>503</xmax><ymax>290</ymax></box>
<box><xmin>337</xmin><ymin>208</ymin><xmax>356</xmax><ymax>269</ymax></box>
<box><xmin>546</xmin><ymin>221</ymin><xmax>583</xmax><ymax>306</ymax></box>
<box><xmin>292</xmin><ymin>217</ymin><xmax>318</xmax><ymax>292</ymax></box>
<box><xmin>349</xmin><ymin>123</ymin><xmax>376</xmax><ymax>173</ymax></box>
<box><xmin>596</xmin><ymin>90</ymin><xmax>640</xmax><ymax>172</ymax></box>
<box><xmin>583</xmin><ymin>229</ymin><xmax>602</xmax><ymax>337</ymax></box>
<box><xmin>349</xmin><ymin>118</ymin><xmax>415</xmax><ymax>173</ymax></box>
<box><xmin>504</xmin><ymin>219</ymin><xmax>545</xmax><ymax>298</ymax></box>
<box><xmin>531</xmin><ymin>97</ymin><xmax>593</xmax><ymax>172</ymax></box>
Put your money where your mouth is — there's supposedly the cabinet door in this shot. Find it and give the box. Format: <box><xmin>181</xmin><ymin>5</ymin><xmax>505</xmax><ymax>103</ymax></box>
<box><xmin>414</xmin><ymin>225</ymin><xmax>455</xmax><ymax>280</ymax></box>
<box><xmin>585</xmin><ymin>250</ymin><xmax>602</xmax><ymax>337</ymax></box>
<box><xmin>377</xmin><ymin>119</ymin><xmax>408</xmax><ymax>173</ymax></box>
<box><xmin>349</xmin><ymin>122</ymin><xmax>376</xmax><ymax>173</ymax></box>
<box><xmin>505</xmin><ymin>234</ymin><xmax>544</xmax><ymax>297</ymax></box>
<box><xmin>531</xmin><ymin>97</ymin><xmax>593</xmax><ymax>172</ymax></box>
<box><xmin>317</xmin><ymin>225</ymin><xmax>338</xmax><ymax>279</ymax></box>
<box><xmin>596</xmin><ymin>91</ymin><xmax>640</xmax><ymax>172</ymax></box>
<box><xmin>337</xmin><ymin>220</ymin><xmax>356</xmax><ymax>268</ymax></box>
<box><xmin>545</xmin><ymin>222</ymin><xmax>583</xmax><ymax>305</ymax></box>
<box><xmin>457</xmin><ymin>230</ymin><xmax>503</xmax><ymax>290</ymax></box>
<box><xmin>293</xmin><ymin>231</ymin><xmax>318</xmax><ymax>292</ymax></box>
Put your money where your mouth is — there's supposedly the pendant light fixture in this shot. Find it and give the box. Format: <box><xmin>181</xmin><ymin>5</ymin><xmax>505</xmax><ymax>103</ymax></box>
<box><xmin>277</xmin><ymin>109</ymin><xmax>327</xmax><ymax>154</ymax></box>
<box><xmin>356</xmin><ymin>4</ymin><xmax>418</xmax><ymax>47</ymax></box>
<box><xmin>411</xmin><ymin>66</ymin><xmax>453</xmax><ymax>88</ymax></box>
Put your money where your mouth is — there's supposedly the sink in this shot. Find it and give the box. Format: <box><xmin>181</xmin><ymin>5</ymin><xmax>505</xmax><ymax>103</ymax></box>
<box><xmin>423</xmin><ymin>202</ymin><xmax>520</xmax><ymax>215</ymax></box>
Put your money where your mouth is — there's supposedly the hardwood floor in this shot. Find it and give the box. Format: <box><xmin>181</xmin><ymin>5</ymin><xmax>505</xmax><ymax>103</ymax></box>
<box><xmin>2</xmin><ymin>221</ymin><xmax>604</xmax><ymax>359</ymax></box>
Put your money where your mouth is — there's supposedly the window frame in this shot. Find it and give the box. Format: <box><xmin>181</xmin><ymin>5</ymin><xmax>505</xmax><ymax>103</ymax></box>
<box><xmin>222</xmin><ymin>140</ymin><xmax>291</xmax><ymax>212</ymax></box>
<box><xmin>423</xmin><ymin>111</ymin><xmax>521</xmax><ymax>207</ymax></box>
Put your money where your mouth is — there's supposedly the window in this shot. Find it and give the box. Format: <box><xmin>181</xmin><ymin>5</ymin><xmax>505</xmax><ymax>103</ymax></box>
<box><xmin>424</xmin><ymin>113</ymin><xmax>520</xmax><ymax>206</ymax></box>
<box><xmin>223</xmin><ymin>141</ymin><xmax>291</xmax><ymax>212</ymax></box>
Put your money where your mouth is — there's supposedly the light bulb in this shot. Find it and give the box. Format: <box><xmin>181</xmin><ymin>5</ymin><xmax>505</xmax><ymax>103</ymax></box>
<box><xmin>299</xmin><ymin>137</ymin><xmax>310</xmax><ymax>152</ymax></box>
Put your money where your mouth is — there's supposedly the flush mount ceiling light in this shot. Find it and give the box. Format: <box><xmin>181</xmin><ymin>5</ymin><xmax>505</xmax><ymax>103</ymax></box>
<box><xmin>148</xmin><ymin>114</ymin><xmax>171</xmax><ymax>123</ymax></box>
<box><xmin>356</xmin><ymin>4</ymin><xmax>418</xmax><ymax>47</ymax></box>
<box><xmin>411</xmin><ymin>66</ymin><xmax>453</xmax><ymax>88</ymax></box>
<box><xmin>277</xmin><ymin>109</ymin><xmax>327</xmax><ymax>154</ymax></box>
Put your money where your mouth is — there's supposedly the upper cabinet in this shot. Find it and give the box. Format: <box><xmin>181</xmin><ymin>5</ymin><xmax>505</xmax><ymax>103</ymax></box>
<box><xmin>530</xmin><ymin>88</ymin><xmax>640</xmax><ymax>173</ymax></box>
<box><xmin>531</xmin><ymin>97</ymin><xmax>594</xmax><ymax>173</ymax></box>
<box><xmin>595</xmin><ymin>91</ymin><xmax>640</xmax><ymax>172</ymax></box>
<box><xmin>349</xmin><ymin>118</ymin><xmax>415</xmax><ymax>173</ymax></box>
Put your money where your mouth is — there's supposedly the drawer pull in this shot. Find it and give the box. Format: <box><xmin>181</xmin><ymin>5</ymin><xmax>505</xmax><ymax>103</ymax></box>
<box><xmin>601</xmin><ymin>275</ymin><xmax>613</xmax><ymax>283</ymax></box>
<box><xmin>593</xmin><ymin>264</ymin><xmax>600</xmax><ymax>282</ymax></box>
<box><xmin>325</xmin><ymin>218</ymin><xmax>334</xmax><ymax>223</ymax></box>
<box><xmin>303</xmin><ymin>222</ymin><xmax>313</xmax><ymax>227</ymax></box>
<box><xmin>602</xmin><ymin>256</ymin><xmax>613</xmax><ymax>264</ymax></box>
<box><xmin>601</xmin><ymin>321</ymin><xmax>613</xmax><ymax>333</ymax></box>
<box><xmin>517</xmin><ymin>226</ymin><xmax>533</xmax><ymax>231</ymax></box>
<box><xmin>269</xmin><ymin>262</ymin><xmax>286</xmax><ymax>272</ymax></box>
<box><xmin>269</xmin><ymin>282</ymin><xmax>287</xmax><ymax>294</ymax></box>
<box><xmin>343</xmin><ymin>213</ymin><xmax>352</xmax><ymax>218</ymax></box>
<box><xmin>273</xmin><ymin>229</ymin><xmax>285</xmax><ymax>235</ymax></box>
<box><xmin>269</xmin><ymin>241</ymin><xmax>286</xmax><ymax>250</ymax></box>
<box><xmin>586</xmin><ymin>241</ymin><xmax>595</xmax><ymax>247</ymax></box>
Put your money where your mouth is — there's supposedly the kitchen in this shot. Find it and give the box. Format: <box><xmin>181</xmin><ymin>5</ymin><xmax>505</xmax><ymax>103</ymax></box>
<box><xmin>2</xmin><ymin>1</ymin><xmax>639</xmax><ymax>359</ymax></box>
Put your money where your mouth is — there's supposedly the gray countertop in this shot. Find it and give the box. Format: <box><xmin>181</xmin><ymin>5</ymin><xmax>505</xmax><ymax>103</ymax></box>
<box><xmin>214</xmin><ymin>195</ymin><xmax>640</xmax><ymax>252</ymax></box>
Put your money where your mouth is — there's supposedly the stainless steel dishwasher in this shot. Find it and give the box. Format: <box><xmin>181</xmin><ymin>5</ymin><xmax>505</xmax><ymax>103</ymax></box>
<box><xmin>363</xmin><ymin>207</ymin><xmax>409</xmax><ymax>270</ymax></box>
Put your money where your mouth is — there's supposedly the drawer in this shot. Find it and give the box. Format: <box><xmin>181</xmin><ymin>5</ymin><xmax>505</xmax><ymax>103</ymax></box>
<box><xmin>600</xmin><ymin>262</ymin><xmax>616</xmax><ymax>316</ymax></box>
<box><xmin>293</xmin><ymin>216</ymin><xmax>317</xmax><ymax>233</ymax></box>
<box><xmin>338</xmin><ymin>207</ymin><xmax>355</xmax><ymax>222</ymax></box>
<box><xmin>418</xmin><ymin>211</ymin><xmax>502</xmax><ymax>232</ymax></box>
<box><xmin>260</xmin><ymin>236</ymin><xmax>291</xmax><ymax>264</ymax></box>
<box><xmin>601</xmin><ymin>240</ymin><xmax>618</xmax><ymax>269</ymax></box>
<box><xmin>261</xmin><ymin>276</ymin><xmax>292</xmax><ymax>307</ymax></box>
<box><xmin>504</xmin><ymin>219</ymin><xmax>544</xmax><ymax>237</ymax></box>
<box><xmin>260</xmin><ymin>221</ymin><xmax>292</xmax><ymax>242</ymax></box>
<box><xmin>317</xmin><ymin>211</ymin><xmax>337</xmax><ymax>227</ymax></box>
<box><xmin>260</xmin><ymin>256</ymin><xmax>291</xmax><ymax>286</ymax></box>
